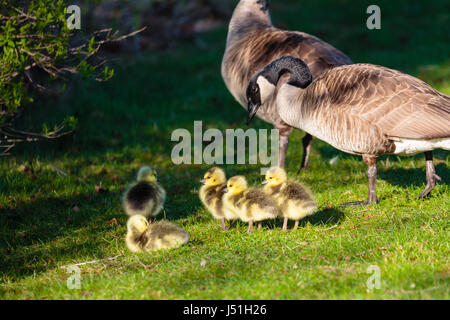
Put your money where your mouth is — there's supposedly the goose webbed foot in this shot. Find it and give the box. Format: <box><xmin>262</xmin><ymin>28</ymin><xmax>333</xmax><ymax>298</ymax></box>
<box><xmin>340</xmin><ymin>200</ymin><xmax>369</xmax><ymax>208</ymax></box>
<box><xmin>418</xmin><ymin>151</ymin><xmax>441</xmax><ymax>199</ymax></box>
<box><xmin>297</xmin><ymin>133</ymin><xmax>313</xmax><ymax>173</ymax></box>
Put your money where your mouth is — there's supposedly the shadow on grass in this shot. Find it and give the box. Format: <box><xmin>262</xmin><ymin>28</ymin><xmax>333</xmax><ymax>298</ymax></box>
<box><xmin>315</xmin><ymin>143</ymin><xmax>449</xmax><ymax>189</ymax></box>
<box><xmin>378</xmin><ymin>164</ymin><xmax>449</xmax><ymax>188</ymax></box>
<box><xmin>303</xmin><ymin>207</ymin><xmax>346</xmax><ymax>226</ymax></box>
<box><xmin>255</xmin><ymin>207</ymin><xmax>346</xmax><ymax>230</ymax></box>
<box><xmin>0</xmin><ymin>192</ymin><xmax>124</xmax><ymax>279</ymax></box>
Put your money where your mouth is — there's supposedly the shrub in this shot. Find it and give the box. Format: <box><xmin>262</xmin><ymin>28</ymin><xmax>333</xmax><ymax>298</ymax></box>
<box><xmin>0</xmin><ymin>0</ymin><xmax>140</xmax><ymax>155</ymax></box>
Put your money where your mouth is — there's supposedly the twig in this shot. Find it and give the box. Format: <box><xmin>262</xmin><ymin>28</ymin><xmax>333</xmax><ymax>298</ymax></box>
<box><xmin>319</xmin><ymin>224</ymin><xmax>338</xmax><ymax>231</ymax></box>
<box><xmin>136</xmin><ymin>257</ymin><xmax>154</xmax><ymax>270</ymax></box>
<box><xmin>60</xmin><ymin>254</ymin><xmax>122</xmax><ymax>268</ymax></box>
<box><xmin>50</xmin><ymin>163</ymin><xmax>68</xmax><ymax>177</ymax></box>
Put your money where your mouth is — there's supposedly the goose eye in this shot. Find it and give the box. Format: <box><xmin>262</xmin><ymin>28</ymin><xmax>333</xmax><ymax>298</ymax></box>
<box><xmin>269</xmin><ymin>177</ymin><xmax>273</xmax><ymax>179</ymax></box>
<box><xmin>229</xmin><ymin>184</ymin><xmax>233</xmax><ymax>187</ymax></box>
<box><xmin>207</xmin><ymin>176</ymin><xmax>211</xmax><ymax>179</ymax></box>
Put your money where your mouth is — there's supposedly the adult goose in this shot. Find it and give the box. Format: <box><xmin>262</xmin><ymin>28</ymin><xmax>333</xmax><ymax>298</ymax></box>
<box><xmin>221</xmin><ymin>0</ymin><xmax>352</xmax><ymax>170</ymax></box>
<box><xmin>246</xmin><ymin>56</ymin><xmax>450</xmax><ymax>203</ymax></box>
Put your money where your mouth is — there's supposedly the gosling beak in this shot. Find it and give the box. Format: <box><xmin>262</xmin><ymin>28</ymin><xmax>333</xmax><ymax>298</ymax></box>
<box><xmin>261</xmin><ymin>179</ymin><xmax>268</xmax><ymax>185</ymax></box>
<box><xmin>223</xmin><ymin>187</ymin><xmax>228</xmax><ymax>193</ymax></box>
<box><xmin>246</xmin><ymin>102</ymin><xmax>260</xmax><ymax>125</ymax></box>
<box><xmin>200</xmin><ymin>179</ymin><xmax>205</xmax><ymax>184</ymax></box>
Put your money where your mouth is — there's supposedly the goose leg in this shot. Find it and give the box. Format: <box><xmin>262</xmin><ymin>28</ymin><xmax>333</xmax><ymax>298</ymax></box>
<box><xmin>293</xmin><ymin>220</ymin><xmax>299</xmax><ymax>230</ymax></box>
<box><xmin>282</xmin><ymin>217</ymin><xmax>288</xmax><ymax>230</ymax></box>
<box><xmin>220</xmin><ymin>218</ymin><xmax>227</xmax><ymax>230</ymax></box>
<box><xmin>297</xmin><ymin>133</ymin><xmax>313</xmax><ymax>173</ymax></box>
<box><xmin>247</xmin><ymin>220</ymin><xmax>253</xmax><ymax>233</ymax></box>
<box><xmin>258</xmin><ymin>222</ymin><xmax>262</xmax><ymax>230</ymax></box>
<box><xmin>341</xmin><ymin>155</ymin><xmax>378</xmax><ymax>207</ymax></box>
<box><xmin>419</xmin><ymin>151</ymin><xmax>441</xmax><ymax>199</ymax></box>
<box><xmin>364</xmin><ymin>155</ymin><xmax>379</xmax><ymax>203</ymax></box>
<box><xmin>278</xmin><ymin>134</ymin><xmax>289</xmax><ymax>168</ymax></box>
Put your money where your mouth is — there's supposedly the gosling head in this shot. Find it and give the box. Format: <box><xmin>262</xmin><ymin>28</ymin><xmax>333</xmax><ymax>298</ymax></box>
<box><xmin>200</xmin><ymin>167</ymin><xmax>226</xmax><ymax>186</ymax></box>
<box><xmin>127</xmin><ymin>215</ymin><xmax>149</xmax><ymax>234</ymax></box>
<box><xmin>224</xmin><ymin>176</ymin><xmax>248</xmax><ymax>195</ymax></box>
<box><xmin>262</xmin><ymin>166</ymin><xmax>287</xmax><ymax>186</ymax></box>
<box><xmin>137</xmin><ymin>166</ymin><xmax>158</xmax><ymax>183</ymax></box>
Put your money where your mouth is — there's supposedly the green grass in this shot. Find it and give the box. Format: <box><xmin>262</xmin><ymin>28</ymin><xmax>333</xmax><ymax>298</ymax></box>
<box><xmin>0</xmin><ymin>0</ymin><xmax>449</xmax><ymax>299</ymax></box>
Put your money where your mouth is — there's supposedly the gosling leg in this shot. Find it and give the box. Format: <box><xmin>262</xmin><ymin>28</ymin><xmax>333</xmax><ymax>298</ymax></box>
<box><xmin>220</xmin><ymin>218</ymin><xmax>227</xmax><ymax>230</ymax></box>
<box><xmin>297</xmin><ymin>133</ymin><xmax>313</xmax><ymax>173</ymax></box>
<box><xmin>419</xmin><ymin>151</ymin><xmax>441</xmax><ymax>199</ymax></box>
<box><xmin>258</xmin><ymin>222</ymin><xmax>262</xmax><ymax>230</ymax></box>
<box><xmin>282</xmin><ymin>217</ymin><xmax>288</xmax><ymax>230</ymax></box>
<box><xmin>293</xmin><ymin>220</ymin><xmax>299</xmax><ymax>230</ymax></box>
<box><xmin>247</xmin><ymin>220</ymin><xmax>253</xmax><ymax>233</ymax></box>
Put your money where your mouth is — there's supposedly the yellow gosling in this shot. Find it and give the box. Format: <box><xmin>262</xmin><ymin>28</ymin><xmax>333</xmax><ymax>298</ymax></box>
<box><xmin>263</xmin><ymin>166</ymin><xmax>317</xmax><ymax>230</ymax></box>
<box><xmin>223</xmin><ymin>175</ymin><xmax>278</xmax><ymax>232</ymax></box>
<box><xmin>199</xmin><ymin>167</ymin><xmax>238</xmax><ymax>230</ymax></box>
<box><xmin>126</xmin><ymin>215</ymin><xmax>189</xmax><ymax>252</ymax></box>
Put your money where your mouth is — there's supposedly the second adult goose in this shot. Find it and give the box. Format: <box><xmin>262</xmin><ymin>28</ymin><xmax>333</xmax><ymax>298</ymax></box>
<box><xmin>222</xmin><ymin>0</ymin><xmax>352</xmax><ymax>170</ymax></box>
<box><xmin>246</xmin><ymin>56</ymin><xmax>450</xmax><ymax>203</ymax></box>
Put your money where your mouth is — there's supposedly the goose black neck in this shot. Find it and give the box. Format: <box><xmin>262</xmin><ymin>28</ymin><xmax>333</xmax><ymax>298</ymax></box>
<box><xmin>259</xmin><ymin>56</ymin><xmax>312</xmax><ymax>89</ymax></box>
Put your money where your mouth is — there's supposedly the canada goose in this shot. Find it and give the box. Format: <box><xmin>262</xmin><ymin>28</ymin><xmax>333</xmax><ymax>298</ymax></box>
<box><xmin>199</xmin><ymin>167</ymin><xmax>238</xmax><ymax>230</ymax></box>
<box><xmin>223</xmin><ymin>175</ymin><xmax>278</xmax><ymax>232</ymax></box>
<box><xmin>222</xmin><ymin>0</ymin><xmax>352</xmax><ymax>170</ymax></box>
<box><xmin>122</xmin><ymin>166</ymin><xmax>166</xmax><ymax>218</ymax></box>
<box><xmin>126</xmin><ymin>215</ymin><xmax>189</xmax><ymax>252</ymax></box>
<box><xmin>246</xmin><ymin>56</ymin><xmax>450</xmax><ymax>203</ymax></box>
<box><xmin>262</xmin><ymin>166</ymin><xmax>317</xmax><ymax>229</ymax></box>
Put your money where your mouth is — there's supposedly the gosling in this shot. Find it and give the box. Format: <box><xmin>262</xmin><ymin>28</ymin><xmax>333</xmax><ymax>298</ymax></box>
<box><xmin>126</xmin><ymin>215</ymin><xmax>189</xmax><ymax>252</ymax></box>
<box><xmin>223</xmin><ymin>175</ymin><xmax>278</xmax><ymax>233</ymax></box>
<box><xmin>122</xmin><ymin>166</ymin><xmax>166</xmax><ymax>219</ymax></box>
<box><xmin>262</xmin><ymin>167</ymin><xmax>317</xmax><ymax>230</ymax></box>
<box><xmin>199</xmin><ymin>167</ymin><xmax>238</xmax><ymax>230</ymax></box>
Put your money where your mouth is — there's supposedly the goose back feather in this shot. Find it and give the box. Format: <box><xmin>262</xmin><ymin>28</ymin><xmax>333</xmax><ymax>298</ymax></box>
<box><xmin>276</xmin><ymin>64</ymin><xmax>450</xmax><ymax>155</ymax></box>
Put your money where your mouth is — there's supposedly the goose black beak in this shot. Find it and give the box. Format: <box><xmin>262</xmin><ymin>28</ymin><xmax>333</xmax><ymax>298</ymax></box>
<box><xmin>247</xmin><ymin>102</ymin><xmax>260</xmax><ymax>125</ymax></box>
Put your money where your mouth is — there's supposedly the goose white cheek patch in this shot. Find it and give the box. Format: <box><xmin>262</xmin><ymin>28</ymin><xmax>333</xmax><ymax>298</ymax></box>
<box><xmin>257</xmin><ymin>76</ymin><xmax>276</xmax><ymax>104</ymax></box>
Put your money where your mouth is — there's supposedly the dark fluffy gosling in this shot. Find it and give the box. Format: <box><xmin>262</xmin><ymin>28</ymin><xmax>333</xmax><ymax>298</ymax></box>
<box><xmin>122</xmin><ymin>166</ymin><xmax>166</xmax><ymax>218</ymax></box>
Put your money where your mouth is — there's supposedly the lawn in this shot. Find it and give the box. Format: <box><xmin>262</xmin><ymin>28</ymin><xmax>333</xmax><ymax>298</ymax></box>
<box><xmin>0</xmin><ymin>0</ymin><xmax>449</xmax><ymax>299</ymax></box>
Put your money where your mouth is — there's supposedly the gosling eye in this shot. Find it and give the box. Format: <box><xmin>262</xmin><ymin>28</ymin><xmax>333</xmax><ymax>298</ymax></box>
<box><xmin>229</xmin><ymin>184</ymin><xmax>233</xmax><ymax>188</ymax></box>
<box><xmin>269</xmin><ymin>177</ymin><xmax>273</xmax><ymax>180</ymax></box>
<box><xmin>206</xmin><ymin>176</ymin><xmax>211</xmax><ymax>179</ymax></box>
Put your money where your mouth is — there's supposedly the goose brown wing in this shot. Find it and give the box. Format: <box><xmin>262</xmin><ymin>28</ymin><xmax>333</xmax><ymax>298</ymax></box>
<box><xmin>245</xmin><ymin>29</ymin><xmax>353</xmax><ymax>80</ymax></box>
<box><xmin>320</xmin><ymin>64</ymin><xmax>450</xmax><ymax>139</ymax></box>
<box><xmin>223</xmin><ymin>28</ymin><xmax>352</xmax><ymax>96</ymax></box>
